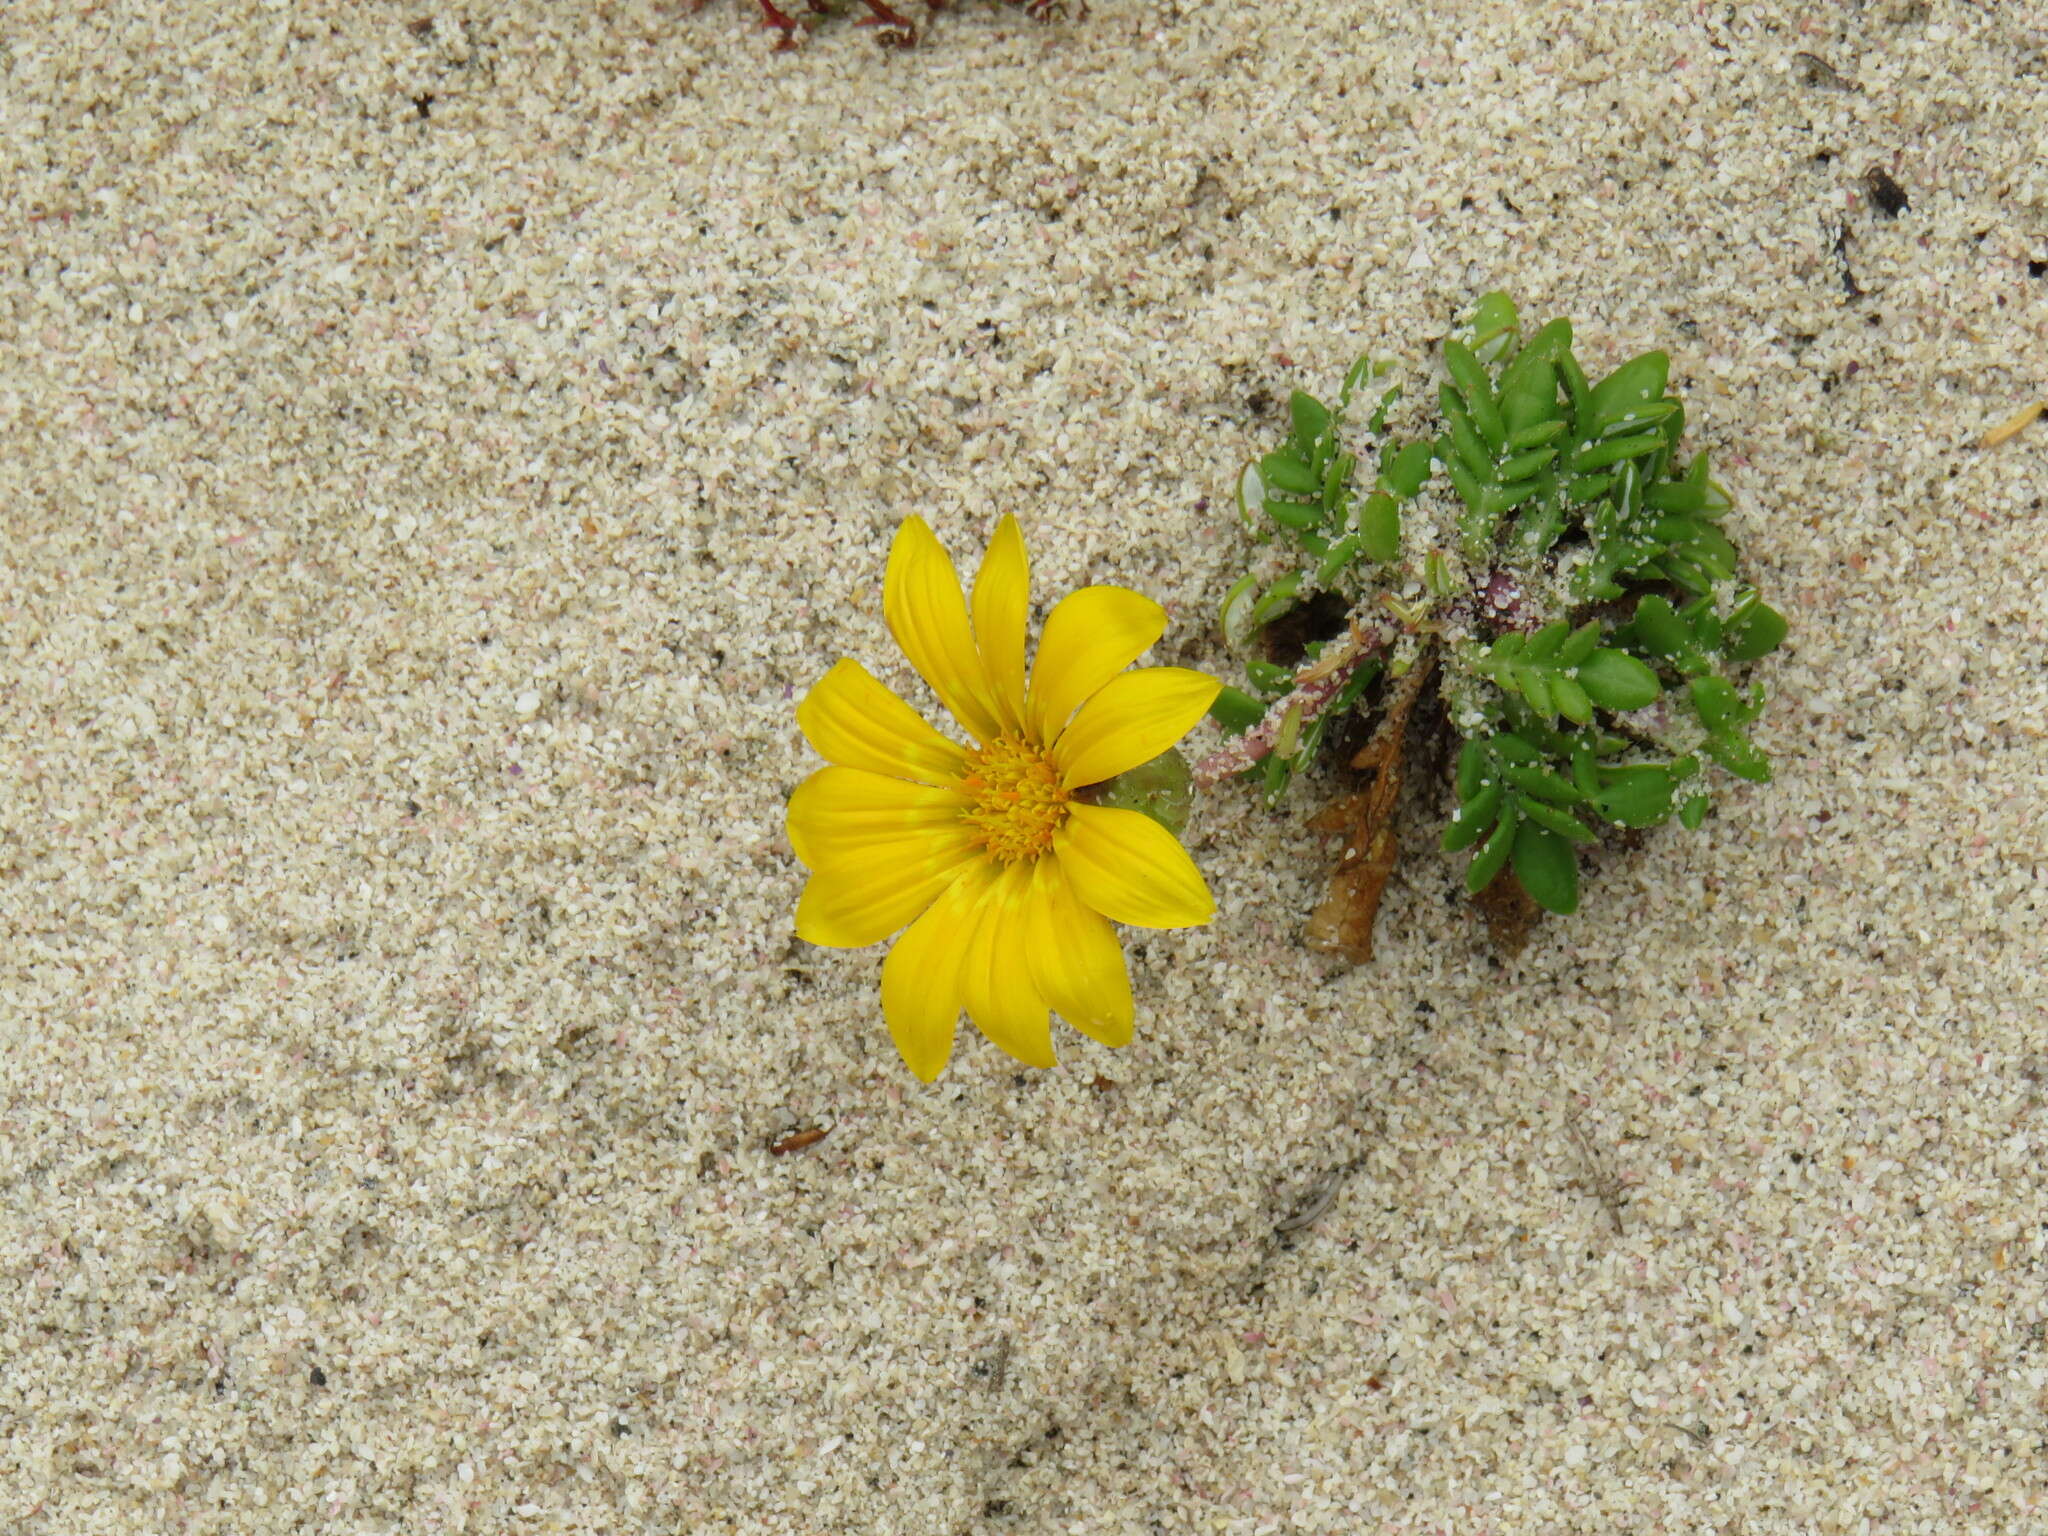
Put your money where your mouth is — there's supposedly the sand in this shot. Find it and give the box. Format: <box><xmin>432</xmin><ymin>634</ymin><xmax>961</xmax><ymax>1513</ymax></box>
<box><xmin>2</xmin><ymin>0</ymin><xmax>2044</xmax><ymax>1531</ymax></box>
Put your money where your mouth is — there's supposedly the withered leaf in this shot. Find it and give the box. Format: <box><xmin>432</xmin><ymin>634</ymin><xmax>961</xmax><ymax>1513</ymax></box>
<box><xmin>1303</xmin><ymin>654</ymin><xmax>1435</xmax><ymax>963</ymax></box>
<box><xmin>1473</xmin><ymin>874</ymin><xmax>1542</xmax><ymax>958</ymax></box>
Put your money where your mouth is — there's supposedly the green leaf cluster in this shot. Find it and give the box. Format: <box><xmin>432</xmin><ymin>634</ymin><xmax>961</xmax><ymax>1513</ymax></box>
<box><xmin>1235</xmin><ymin>358</ymin><xmax>1431</xmax><ymax>590</ymax></box>
<box><xmin>1441</xmin><ymin>728</ymin><xmax>1705</xmax><ymax>914</ymax></box>
<box><xmin>1467</xmin><ymin>620</ymin><xmax>1661</xmax><ymax>726</ymax></box>
<box><xmin>1431</xmin><ymin>297</ymin><xmax>1747</xmax><ymax>601</ymax></box>
<box><xmin>1212</xmin><ymin>293</ymin><xmax>1789</xmax><ymax>930</ymax></box>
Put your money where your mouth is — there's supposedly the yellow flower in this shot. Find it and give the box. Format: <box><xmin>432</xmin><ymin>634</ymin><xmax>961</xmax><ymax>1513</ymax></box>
<box><xmin>788</xmin><ymin>514</ymin><xmax>1220</xmax><ymax>1080</ymax></box>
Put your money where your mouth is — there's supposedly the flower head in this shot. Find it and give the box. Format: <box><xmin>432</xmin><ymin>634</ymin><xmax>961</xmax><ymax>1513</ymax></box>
<box><xmin>789</xmin><ymin>515</ymin><xmax>1220</xmax><ymax>1080</ymax></box>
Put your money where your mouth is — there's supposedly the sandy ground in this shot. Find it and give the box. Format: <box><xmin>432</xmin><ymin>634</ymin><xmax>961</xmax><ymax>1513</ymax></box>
<box><xmin>3</xmin><ymin>1</ymin><xmax>2045</xmax><ymax>1531</ymax></box>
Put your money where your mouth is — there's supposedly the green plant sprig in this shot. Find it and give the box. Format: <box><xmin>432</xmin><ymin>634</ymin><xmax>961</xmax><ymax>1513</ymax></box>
<box><xmin>1197</xmin><ymin>293</ymin><xmax>1787</xmax><ymax>936</ymax></box>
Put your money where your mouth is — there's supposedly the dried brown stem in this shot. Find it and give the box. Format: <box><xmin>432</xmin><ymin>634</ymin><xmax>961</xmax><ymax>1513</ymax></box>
<box><xmin>1302</xmin><ymin>652</ymin><xmax>1436</xmax><ymax>963</ymax></box>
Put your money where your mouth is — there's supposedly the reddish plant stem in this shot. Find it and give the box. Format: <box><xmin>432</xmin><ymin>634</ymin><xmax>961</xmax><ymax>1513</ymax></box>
<box><xmin>1194</xmin><ymin>618</ymin><xmax>1395</xmax><ymax>784</ymax></box>
<box><xmin>754</xmin><ymin>0</ymin><xmax>804</xmax><ymax>47</ymax></box>
<box><xmin>854</xmin><ymin>0</ymin><xmax>919</xmax><ymax>41</ymax></box>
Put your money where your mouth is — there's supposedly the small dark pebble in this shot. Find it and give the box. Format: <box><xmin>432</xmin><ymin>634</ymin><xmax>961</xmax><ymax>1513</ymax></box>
<box><xmin>310</xmin><ymin>1366</ymin><xmax>327</xmax><ymax>1387</ymax></box>
<box><xmin>1864</xmin><ymin>167</ymin><xmax>1909</xmax><ymax>217</ymax></box>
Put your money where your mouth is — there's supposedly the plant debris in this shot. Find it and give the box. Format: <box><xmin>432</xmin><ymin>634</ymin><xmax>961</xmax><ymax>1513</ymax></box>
<box><xmin>1303</xmin><ymin>656</ymin><xmax>1434</xmax><ymax>962</ymax></box>
<box><xmin>769</xmin><ymin>1125</ymin><xmax>830</xmax><ymax>1155</ymax></box>
<box><xmin>1981</xmin><ymin>400</ymin><xmax>2045</xmax><ymax>449</ymax></box>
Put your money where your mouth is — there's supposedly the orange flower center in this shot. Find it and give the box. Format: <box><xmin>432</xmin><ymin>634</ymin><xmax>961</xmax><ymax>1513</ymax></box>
<box><xmin>960</xmin><ymin>734</ymin><xmax>1069</xmax><ymax>863</ymax></box>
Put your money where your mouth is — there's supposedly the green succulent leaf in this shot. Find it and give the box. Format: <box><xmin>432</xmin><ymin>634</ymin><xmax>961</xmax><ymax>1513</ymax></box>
<box><xmin>1235</xmin><ymin>461</ymin><xmax>1270</xmax><ymax>537</ymax></box>
<box><xmin>1260</xmin><ymin>449</ymin><xmax>1318</xmax><ymax>496</ymax></box>
<box><xmin>1559</xmin><ymin>621</ymin><xmax>1603</xmax><ymax>668</ymax></box>
<box><xmin>1468</xmin><ymin>291</ymin><xmax>1521</xmax><ymax>361</ymax></box>
<box><xmin>1688</xmin><ymin>675</ymin><xmax>1746</xmax><ymax>733</ymax></box>
<box><xmin>1247</xmin><ymin>573</ymin><xmax>1303</xmax><ymax>630</ymax></box>
<box><xmin>1443</xmin><ymin>395</ymin><xmax>1494</xmax><ymax>482</ymax></box>
<box><xmin>1289</xmin><ymin>391</ymin><xmax>1330</xmax><ymax>454</ymax></box>
<box><xmin>1365</xmin><ymin>382</ymin><xmax>1401</xmax><ymax>433</ymax></box>
<box><xmin>1466</xmin><ymin>807</ymin><xmax>1520</xmax><ymax>893</ymax></box>
<box><xmin>1443</xmin><ymin>339</ymin><xmax>1506</xmax><ymax>452</ymax></box>
<box><xmin>1338</xmin><ymin>354</ymin><xmax>1380</xmax><ymax>403</ymax></box>
<box><xmin>1321</xmin><ymin>449</ymin><xmax>1355</xmax><ymax>509</ymax></box>
<box><xmin>1260</xmin><ymin>747</ymin><xmax>1292</xmax><ymax>806</ymax></box>
<box><xmin>1220</xmin><ymin>572</ymin><xmax>1260</xmax><ymax>647</ymax></box>
<box><xmin>1500</xmin><ymin>760</ymin><xmax>1584</xmax><ymax>806</ymax></box>
<box><xmin>1380</xmin><ymin>440</ymin><xmax>1435</xmax><ymax>499</ymax></box>
<box><xmin>1273</xmin><ymin>699</ymin><xmax>1304</xmax><ymax>760</ymax></box>
<box><xmin>1524</xmin><ymin>621</ymin><xmax>1571</xmax><ymax>663</ymax></box>
<box><xmin>1264</xmin><ymin>497</ymin><xmax>1323</xmax><ymax>532</ymax></box>
<box><xmin>1704</xmin><ymin>729</ymin><xmax>1772</xmax><ymax>783</ymax></box>
<box><xmin>1572</xmin><ymin>430</ymin><xmax>1667</xmax><ymax>473</ymax></box>
<box><xmin>1646</xmin><ymin>451</ymin><xmax>1712</xmax><ymax>514</ymax></box>
<box><xmin>1209</xmin><ymin>686</ymin><xmax>1266</xmax><ymax>737</ymax></box>
<box><xmin>1330</xmin><ymin>660</ymin><xmax>1380</xmax><ymax>718</ymax></box>
<box><xmin>1357</xmin><ymin>490</ymin><xmax>1402</xmax><ymax>563</ymax></box>
<box><xmin>1511</xmin><ymin>821</ymin><xmax>1580</xmax><ymax>914</ymax></box>
<box><xmin>1515</xmin><ymin>665</ymin><xmax>1556</xmax><ymax>719</ymax></box>
<box><xmin>1455</xmin><ymin>737</ymin><xmax>1490</xmax><ymax>801</ymax></box>
<box><xmin>1497</xmin><ymin>444</ymin><xmax>1558</xmax><ymax>482</ymax></box>
<box><xmin>1625</xmin><ymin>594</ymin><xmax>1710</xmax><ymax>674</ymax></box>
<box><xmin>1506</xmin><ymin>415</ymin><xmax>1566</xmax><ymax>450</ymax></box>
<box><xmin>1678</xmin><ymin>594</ymin><xmax>1724</xmax><ymax>650</ymax></box>
<box><xmin>1315</xmin><ymin>532</ymin><xmax>1365</xmax><ymax>586</ymax></box>
<box><xmin>1592</xmin><ymin>765</ymin><xmax>1676</xmax><ymax>827</ymax></box>
<box><xmin>1569</xmin><ymin>744</ymin><xmax>1602</xmax><ymax>798</ymax></box>
<box><xmin>1516</xmin><ymin>794</ymin><xmax>1597</xmax><ymax>844</ymax></box>
<box><xmin>1244</xmin><ymin>658</ymin><xmax>1293</xmax><ymax>696</ymax></box>
<box><xmin>1576</xmin><ymin>648</ymin><xmax>1662</xmax><ymax>712</ymax></box>
<box><xmin>1584</xmin><ymin>351</ymin><xmax>1670</xmax><ymax>437</ymax></box>
<box><xmin>1724</xmin><ymin>593</ymin><xmax>1789</xmax><ymax>661</ymax></box>
<box><xmin>1442</xmin><ymin>783</ymin><xmax>1504</xmax><ymax>852</ymax></box>
<box><xmin>1550</xmin><ymin>675</ymin><xmax>1595</xmax><ymax>725</ymax></box>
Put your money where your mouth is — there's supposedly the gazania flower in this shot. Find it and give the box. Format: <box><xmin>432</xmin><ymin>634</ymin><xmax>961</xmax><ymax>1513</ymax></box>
<box><xmin>788</xmin><ymin>515</ymin><xmax>1220</xmax><ymax>1080</ymax></box>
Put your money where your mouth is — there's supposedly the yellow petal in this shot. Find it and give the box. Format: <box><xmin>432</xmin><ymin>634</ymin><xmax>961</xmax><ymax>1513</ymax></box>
<box><xmin>795</xmin><ymin>839</ymin><xmax>982</xmax><ymax>949</ymax></box>
<box><xmin>972</xmin><ymin>514</ymin><xmax>1029</xmax><ymax>733</ymax></box>
<box><xmin>1025</xmin><ymin>585</ymin><xmax>1166</xmax><ymax>744</ymax></box>
<box><xmin>885</xmin><ymin>516</ymin><xmax>1004</xmax><ymax>745</ymax></box>
<box><xmin>956</xmin><ymin>862</ymin><xmax>1056</xmax><ymax>1069</ymax></box>
<box><xmin>1053</xmin><ymin>666</ymin><xmax>1222</xmax><ymax>788</ymax></box>
<box><xmin>1022</xmin><ymin>858</ymin><xmax>1134</xmax><ymax>1048</ymax></box>
<box><xmin>1055</xmin><ymin>802</ymin><xmax>1215</xmax><ymax>930</ymax></box>
<box><xmin>786</xmin><ymin>766</ymin><xmax>972</xmax><ymax>873</ymax></box>
<box><xmin>796</xmin><ymin>660</ymin><xmax>967</xmax><ymax>786</ymax></box>
<box><xmin>880</xmin><ymin>861</ymin><xmax>993</xmax><ymax>1081</ymax></box>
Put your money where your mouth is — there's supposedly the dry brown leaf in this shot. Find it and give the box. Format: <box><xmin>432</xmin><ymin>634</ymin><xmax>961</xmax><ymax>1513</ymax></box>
<box><xmin>1303</xmin><ymin>654</ymin><xmax>1435</xmax><ymax>963</ymax></box>
<box><xmin>1473</xmin><ymin>875</ymin><xmax>1542</xmax><ymax>958</ymax></box>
